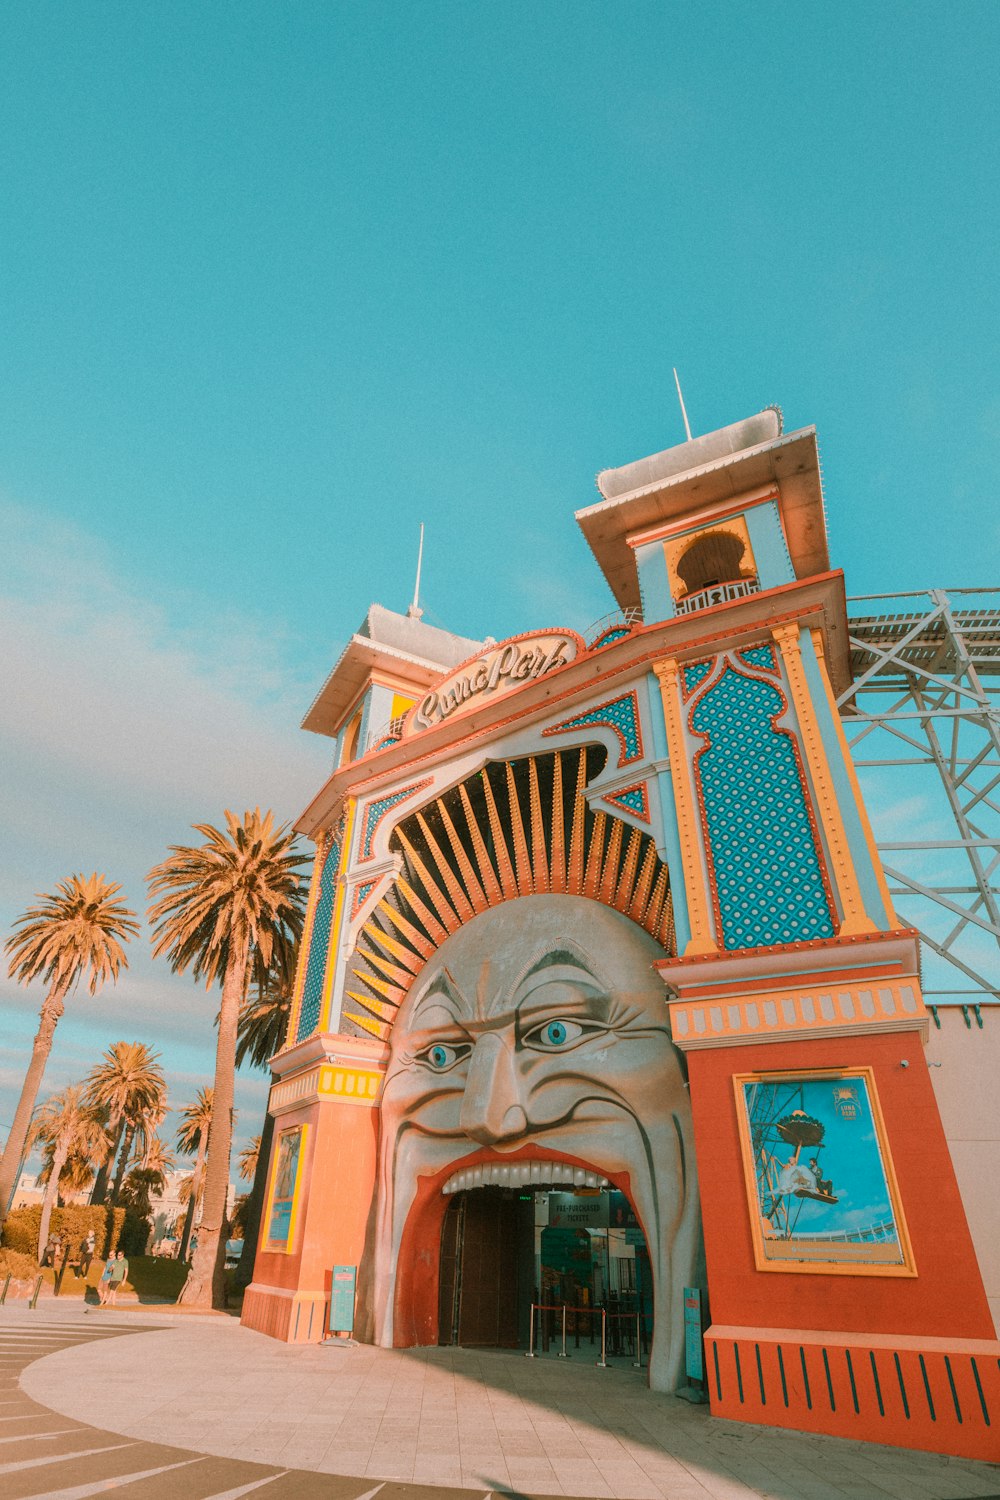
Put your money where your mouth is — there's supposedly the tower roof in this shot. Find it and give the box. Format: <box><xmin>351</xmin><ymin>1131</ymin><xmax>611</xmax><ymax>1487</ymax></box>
<box><xmin>301</xmin><ymin>603</ymin><xmax>483</xmax><ymax>738</ymax></box>
<box><xmin>576</xmin><ymin>410</ymin><xmax>830</xmax><ymax>613</ymax></box>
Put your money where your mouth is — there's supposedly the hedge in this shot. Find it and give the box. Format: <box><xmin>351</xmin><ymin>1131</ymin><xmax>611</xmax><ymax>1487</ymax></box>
<box><xmin>2</xmin><ymin>1204</ymin><xmax>125</xmax><ymax>1261</ymax></box>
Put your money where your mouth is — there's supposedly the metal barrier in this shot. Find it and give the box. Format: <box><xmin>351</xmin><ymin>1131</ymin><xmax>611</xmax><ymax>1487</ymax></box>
<box><xmin>0</xmin><ymin>1274</ymin><xmax>10</xmax><ymax>1306</ymax></box>
<box><xmin>28</xmin><ymin>1276</ymin><xmax>43</xmax><ymax>1309</ymax></box>
<box><xmin>525</xmin><ymin>1304</ymin><xmax>651</xmax><ymax>1369</ymax></box>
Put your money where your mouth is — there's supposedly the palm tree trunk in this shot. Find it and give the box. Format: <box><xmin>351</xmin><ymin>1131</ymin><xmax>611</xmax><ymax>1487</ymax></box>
<box><xmin>178</xmin><ymin>1135</ymin><xmax>207</xmax><ymax>1264</ymax></box>
<box><xmin>110</xmin><ymin>1123</ymin><xmax>135</xmax><ymax>1206</ymax></box>
<box><xmin>90</xmin><ymin>1115</ymin><xmax>123</xmax><ymax>1206</ymax></box>
<box><xmin>36</xmin><ymin>1138</ymin><xmax>69</xmax><ymax>1261</ymax></box>
<box><xmin>0</xmin><ymin>978</ymin><xmax>69</xmax><ymax>1226</ymax></box>
<box><xmin>234</xmin><ymin>1093</ymin><xmax>275</xmax><ymax>1290</ymax></box>
<box><xmin>180</xmin><ymin>942</ymin><xmax>246</xmax><ymax>1309</ymax></box>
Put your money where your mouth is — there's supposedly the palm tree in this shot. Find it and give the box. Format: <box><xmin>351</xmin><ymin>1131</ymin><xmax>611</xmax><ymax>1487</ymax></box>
<box><xmin>175</xmin><ymin>1087</ymin><xmax>213</xmax><ymax>1263</ymax></box>
<box><xmin>31</xmin><ymin>1086</ymin><xmax>109</xmax><ymax>1259</ymax></box>
<box><xmin>0</xmin><ymin>875</ymin><xmax>138</xmax><ymax>1226</ymax></box>
<box><xmin>120</xmin><ymin>1164</ymin><xmax>168</xmax><ymax>1221</ymax></box>
<box><xmin>232</xmin><ymin>937</ymin><xmax>299</xmax><ymax>1290</ymax></box>
<box><xmin>140</xmin><ymin>1134</ymin><xmax>175</xmax><ymax>1176</ymax></box>
<box><xmin>84</xmin><ymin>1042</ymin><xmax>167</xmax><ymax>1205</ymax></box>
<box><xmin>147</xmin><ymin>810</ymin><xmax>306</xmax><ymax>1308</ymax></box>
<box><xmin>238</xmin><ymin>1136</ymin><xmax>261</xmax><ymax>1183</ymax></box>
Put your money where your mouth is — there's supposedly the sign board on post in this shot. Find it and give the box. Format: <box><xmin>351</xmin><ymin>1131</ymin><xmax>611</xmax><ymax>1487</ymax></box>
<box><xmin>683</xmin><ymin>1286</ymin><xmax>704</xmax><ymax>1383</ymax></box>
<box><xmin>329</xmin><ymin>1265</ymin><xmax>357</xmax><ymax>1336</ymax></box>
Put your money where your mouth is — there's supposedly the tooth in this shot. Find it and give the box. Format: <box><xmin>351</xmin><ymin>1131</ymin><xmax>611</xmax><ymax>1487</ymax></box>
<box><xmin>498</xmin><ymin>1165</ymin><xmax>509</xmax><ymax>1185</ymax></box>
<box><xmin>599</xmin><ymin>1177</ymin><xmax>609</xmax><ymax>1187</ymax></box>
<box><xmin>443</xmin><ymin>1179</ymin><xmax>453</xmax><ymax>1194</ymax></box>
<box><xmin>585</xmin><ymin>1172</ymin><xmax>596</xmax><ymax>1187</ymax></box>
<box><xmin>530</xmin><ymin>1162</ymin><xmax>542</xmax><ymax>1184</ymax></box>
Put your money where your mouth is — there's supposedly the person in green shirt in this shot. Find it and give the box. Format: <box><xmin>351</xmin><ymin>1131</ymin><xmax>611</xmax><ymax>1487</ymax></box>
<box><xmin>106</xmin><ymin>1250</ymin><xmax>129</xmax><ymax>1305</ymax></box>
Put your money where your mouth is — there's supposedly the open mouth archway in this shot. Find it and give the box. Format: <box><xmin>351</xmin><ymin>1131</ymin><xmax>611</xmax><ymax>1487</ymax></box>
<box><xmin>366</xmin><ymin>894</ymin><xmax>701</xmax><ymax>1392</ymax></box>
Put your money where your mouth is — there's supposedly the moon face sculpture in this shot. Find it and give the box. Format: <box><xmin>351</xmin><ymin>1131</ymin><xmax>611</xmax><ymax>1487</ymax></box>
<box><xmin>371</xmin><ymin>894</ymin><xmax>701</xmax><ymax>1391</ymax></box>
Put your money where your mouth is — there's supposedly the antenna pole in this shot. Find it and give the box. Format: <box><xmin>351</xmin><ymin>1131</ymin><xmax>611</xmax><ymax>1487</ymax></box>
<box><xmin>408</xmin><ymin>523</ymin><xmax>425</xmax><ymax>619</ymax></box>
<box><xmin>673</xmin><ymin>368</ymin><xmax>693</xmax><ymax>442</ymax></box>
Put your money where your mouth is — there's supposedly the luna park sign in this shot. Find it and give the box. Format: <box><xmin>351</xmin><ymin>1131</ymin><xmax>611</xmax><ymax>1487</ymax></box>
<box><xmin>409</xmin><ymin>630</ymin><xmax>582</xmax><ymax>732</ymax></box>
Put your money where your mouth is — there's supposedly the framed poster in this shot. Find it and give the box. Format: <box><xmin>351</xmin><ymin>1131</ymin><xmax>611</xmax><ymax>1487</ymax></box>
<box><xmin>733</xmin><ymin>1069</ymin><xmax>915</xmax><ymax>1276</ymax></box>
<box><xmin>264</xmin><ymin>1124</ymin><xmax>308</xmax><ymax>1253</ymax></box>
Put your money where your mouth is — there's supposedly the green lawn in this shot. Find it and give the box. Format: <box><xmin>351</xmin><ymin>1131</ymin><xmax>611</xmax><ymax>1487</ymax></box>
<box><xmin>43</xmin><ymin>1255</ymin><xmax>190</xmax><ymax>1302</ymax></box>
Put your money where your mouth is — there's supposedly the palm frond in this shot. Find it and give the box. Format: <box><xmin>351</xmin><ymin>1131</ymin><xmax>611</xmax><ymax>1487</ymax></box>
<box><xmin>5</xmin><ymin>874</ymin><xmax>139</xmax><ymax>995</ymax></box>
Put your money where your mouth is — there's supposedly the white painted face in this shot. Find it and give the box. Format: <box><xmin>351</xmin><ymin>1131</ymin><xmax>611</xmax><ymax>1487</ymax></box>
<box><xmin>372</xmin><ymin>894</ymin><xmax>700</xmax><ymax>1391</ymax></box>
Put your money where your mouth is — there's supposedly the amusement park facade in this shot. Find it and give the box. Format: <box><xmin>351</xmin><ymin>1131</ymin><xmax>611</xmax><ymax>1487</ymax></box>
<box><xmin>242</xmin><ymin>409</ymin><xmax>1000</xmax><ymax>1463</ymax></box>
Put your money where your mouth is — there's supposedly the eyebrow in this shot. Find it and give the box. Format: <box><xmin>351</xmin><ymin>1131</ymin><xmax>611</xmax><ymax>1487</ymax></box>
<box><xmin>519</xmin><ymin>947</ymin><xmax>601</xmax><ymax>987</ymax></box>
<box><xmin>408</xmin><ymin>969</ymin><xmax>467</xmax><ymax>1029</ymax></box>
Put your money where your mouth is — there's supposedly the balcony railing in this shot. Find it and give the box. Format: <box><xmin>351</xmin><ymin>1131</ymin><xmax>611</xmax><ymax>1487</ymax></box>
<box><xmin>675</xmin><ymin>577</ymin><xmax>760</xmax><ymax>615</ymax></box>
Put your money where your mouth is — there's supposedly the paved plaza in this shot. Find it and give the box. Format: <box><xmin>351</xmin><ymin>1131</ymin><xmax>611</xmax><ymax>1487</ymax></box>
<box><xmin>0</xmin><ymin>1306</ymin><xmax>997</xmax><ymax>1499</ymax></box>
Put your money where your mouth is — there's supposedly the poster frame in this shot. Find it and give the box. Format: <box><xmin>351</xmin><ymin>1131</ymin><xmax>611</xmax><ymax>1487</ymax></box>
<box><xmin>732</xmin><ymin>1066</ymin><xmax>916</xmax><ymax>1278</ymax></box>
<box><xmin>262</xmin><ymin>1122</ymin><xmax>310</xmax><ymax>1255</ymax></box>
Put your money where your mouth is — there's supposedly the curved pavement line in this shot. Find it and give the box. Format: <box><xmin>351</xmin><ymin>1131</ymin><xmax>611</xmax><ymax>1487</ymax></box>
<box><xmin>0</xmin><ymin>1317</ymin><xmax>556</xmax><ymax>1500</ymax></box>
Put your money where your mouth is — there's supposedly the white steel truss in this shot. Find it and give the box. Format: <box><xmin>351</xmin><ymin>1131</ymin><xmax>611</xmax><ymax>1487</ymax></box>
<box><xmin>837</xmin><ymin>588</ymin><xmax>1000</xmax><ymax>1014</ymax></box>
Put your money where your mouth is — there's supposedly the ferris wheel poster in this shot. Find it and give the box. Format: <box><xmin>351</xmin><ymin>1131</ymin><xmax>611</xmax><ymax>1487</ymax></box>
<box><xmin>733</xmin><ymin>1069</ymin><xmax>915</xmax><ymax>1275</ymax></box>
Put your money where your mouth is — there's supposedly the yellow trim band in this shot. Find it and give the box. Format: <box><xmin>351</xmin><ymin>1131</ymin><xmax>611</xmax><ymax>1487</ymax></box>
<box><xmin>653</xmin><ymin>659</ymin><xmax>718</xmax><ymax>957</ymax></box>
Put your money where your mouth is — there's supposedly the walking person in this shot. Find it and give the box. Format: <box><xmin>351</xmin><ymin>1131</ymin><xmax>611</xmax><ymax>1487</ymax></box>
<box><xmin>78</xmin><ymin>1230</ymin><xmax>96</xmax><ymax>1279</ymax></box>
<box><xmin>97</xmin><ymin>1255</ymin><xmax>115</xmax><ymax>1306</ymax></box>
<box><xmin>106</xmin><ymin>1250</ymin><xmax>129</xmax><ymax>1306</ymax></box>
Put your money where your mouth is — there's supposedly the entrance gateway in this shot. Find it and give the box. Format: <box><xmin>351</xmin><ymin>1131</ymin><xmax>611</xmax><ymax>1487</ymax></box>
<box><xmin>243</xmin><ymin>408</ymin><xmax>1000</xmax><ymax>1465</ymax></box>
<box><xmin>438</xmin><ymin>1183</ymin><xmax>651</xmax><ymax>1355</ymax></box>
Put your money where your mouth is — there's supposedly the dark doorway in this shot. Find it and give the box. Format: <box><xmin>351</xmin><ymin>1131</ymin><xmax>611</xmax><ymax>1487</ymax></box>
<box><xmin>438</xmin><ymin>1189</ymin><xmax>532</xmax><ymax>1347</ymax></box>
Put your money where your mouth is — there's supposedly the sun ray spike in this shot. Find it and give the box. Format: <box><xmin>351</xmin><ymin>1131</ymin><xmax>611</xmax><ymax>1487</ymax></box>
<box><xmin>528</xmin><ymin>757</ymin><xmax>549</xmax><ymax>893</ymax></box>
<box><xmin>505</xmin><ymin>762</ymin><xmax>533</xmax><ymax>896</ymax></box>
<box><xmin>583</xmin><ymin>811</ymin><xmax>606</xmax><ymax>899</ymax></box>
<box><xmin>351</xmin><ymin>966</ymin><xmax>404</xmax><ymax>1005</ymax></box>
<box><xmin>614</xmin><ymin>827</ymin><xmax>643</xmax><ymax>914</ymax></box>
<box><xmin>661</xmin><ymin>891</ymin><xmax>677</xmax><ymax>953</ymax></box>
<box><xmin>458</xmin><ymin>782</ymin><xmax>503</xmax><ymax>906</ymax></box>
<box><xmin>396</xmin><ymin>829</ymin><xmax>461</xmax><ymax>931</ymax></box>
<box><xmin>365</xmin><ymin>923</ymin><xmax>424</xmax><ymax>975</ymax></box>
<box><xmin>549</xmin><ymin>751</ymin><xmax>566</xmax><ymax>893</ymax></box>
<box><xmin>345</xmin><ymin>989</ymin><xmax>399</xmax><ymax>1022</ymax></box>
<box><xmin>567</xmin><ymin>748</ymin><xmax>588</xmax><ymax>894</ymax></box>
<box><xmin>598</xmin><ymin>816</ymin><xmax>623</xmax><ymax>907</ymax></box>
<box><xmin>377</xmin><ymin>897</ymin><xmax>436</xmax><ymax>959</ymax></box>
<box><xmin>344</xmin><ymin>1011</ymin><xmax>391</xmax><ymax>1041</ymax></box>
<box><xmin>438</xmin><ymin>799</ymin><xmax>489</xmax><ymax>913</ymax></box>
<box><xmin>416</xmin><ymin>809</ymin><xmax>476</xmax><ymax>922</ymax></box>
<box><xmin>644</xmin><ymin>867</ymin><xmax>669</xmax><ymax>938</ymax></box>
<box><xmin>356</xmin><ymin>947</ymin><xmax>413</xmax><ymax>988</ymax></box>
<box><xmin>481</xmin><ymin>769</ymin><xmax>519</xmax><ymax>901</ymax></box>
<box><xmin>627</xmin><ymin>844</ymin><xmax>657</xmax><ymax>926</ymax></box>
<box><xmin>395</xmin><ymin>875</ymin><xmax>453</xmax><ymax>946</ymax></box>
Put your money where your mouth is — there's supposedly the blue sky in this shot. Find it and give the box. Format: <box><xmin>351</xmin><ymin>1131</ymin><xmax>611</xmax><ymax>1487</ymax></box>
<box><xmin>1</xmin><ymin>4</ymin><xmax>998</xmax><ymax>1166</ymax></box>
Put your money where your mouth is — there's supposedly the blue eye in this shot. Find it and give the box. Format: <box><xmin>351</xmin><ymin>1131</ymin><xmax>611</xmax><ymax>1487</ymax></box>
<box><xmin>526</xmin><ymin>1018</ymin><xmax>587</xmax><ymax>1050</ymax></box>
<box><xmin>428</xmin><ymin>1044</ymin><xmax>454</xmax><ymax>1069</ymax></box>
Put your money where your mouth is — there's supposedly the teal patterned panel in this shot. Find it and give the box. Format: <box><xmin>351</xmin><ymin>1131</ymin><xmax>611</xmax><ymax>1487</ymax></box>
<box><xmin>739</xmin><ymin>644</ymin><xmax>776</xmax><ymax>671</ymax></box>
<box><xmin>691</xmin><ymin>667</ymin><xmax>834</xmax><ymax>949</ymax></box>
<box><xmin>296</xmin><ymin>837</ymin><xmax>340</xmax><ymax>1040</ymax></box>
<box><xmin>683</xmin><ymin>661</ymin><xmax>713</xmax><ymax>692</ymax></box>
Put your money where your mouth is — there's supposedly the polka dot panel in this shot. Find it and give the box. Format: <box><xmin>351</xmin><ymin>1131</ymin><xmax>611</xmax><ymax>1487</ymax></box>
<box><xmin>544</xmin><ymin>693</ymin><xmax>641</xmax><ymax>764</ymax></box>
<box><xmin>352</xmin><ymin>879</ymin><xmax>377</xmax><ymax>919</ymax></box>
<box><xmin>360</xmin><ymin>785</ymin><xmax>421</xmax><ymax>860</ymax></box>
<box><xmin>691</xmin><ymin>667</ymin><xmax>834</xmax><ymax>949</ymax></box>
<box><xmin>738</xmin><ymin>644</ymin><xmax>777</xmax><ymax>672</ymax></box>
<box><xmin>683</xmin><ymin>661</ymin><xmax>713</xmax><ymax>693</ymax></box>
<box><xmin>296</xmin><ymin>838</ymin><xmax>341</xmax><ymax>1041</ymax></box>
<box><xmin>606</xmin><ymin>783</ymin><xmax>649</xmax><ymax>819</ymax></box>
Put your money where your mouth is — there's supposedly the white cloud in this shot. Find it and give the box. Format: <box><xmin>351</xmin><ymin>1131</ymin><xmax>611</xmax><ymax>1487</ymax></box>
<box><xmin>0</xmin><ymin>495</ymin><xmax>332</xmax><ymax>1156</ymax></box>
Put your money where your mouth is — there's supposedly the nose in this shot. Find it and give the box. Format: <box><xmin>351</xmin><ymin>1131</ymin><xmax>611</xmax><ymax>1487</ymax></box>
<box><xmin>460</xmin><ymin>1032</ymin><xmax>528</xmax><ymax>1145</ymax></box>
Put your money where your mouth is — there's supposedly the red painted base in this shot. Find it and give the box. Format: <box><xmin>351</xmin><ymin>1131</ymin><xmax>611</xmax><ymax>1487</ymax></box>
<box><xmin>706</xmin><ymin>1324</ymin><xmax>1000</xmax><ymax>1463</ymax></box>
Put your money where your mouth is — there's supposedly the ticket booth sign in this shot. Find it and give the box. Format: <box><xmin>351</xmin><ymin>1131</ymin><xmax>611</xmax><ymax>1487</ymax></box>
<box><xmin>683</xmin><ymin>1286</ymin><xmax>704</xmax><ymax>1382</ymax></box>
<box><xmin>329</xmin><ymin>1265</ymin><xmax>357</xmax><ymax>1335</ymax></box>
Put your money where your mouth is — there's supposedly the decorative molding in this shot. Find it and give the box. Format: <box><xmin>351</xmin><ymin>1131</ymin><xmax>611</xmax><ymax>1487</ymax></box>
<box><xmin>772</xmin><ymin>622</ymin><xmax>876</xmax><ymax>937</ymax></box>
<box><xmin>653</xmin><ymin>659</ymin><xmax>718</xmax><ymax>957</ymax></box>
<box><xmin>668</xmin><ymin>976</ymin><xmax>928</xmax><ymax>1050</ymax></box>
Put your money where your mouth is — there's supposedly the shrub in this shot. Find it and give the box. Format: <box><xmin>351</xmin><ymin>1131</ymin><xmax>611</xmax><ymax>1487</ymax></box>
<box><xmin>2</xmin><ymin>1204</ymin><xmax>125</xmax><ymax>1259</ymax></box>
<box><xmin>0</xmin><ymin>1247</ymin><xmax>38</xmax><ymax>1279</ymax></box>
